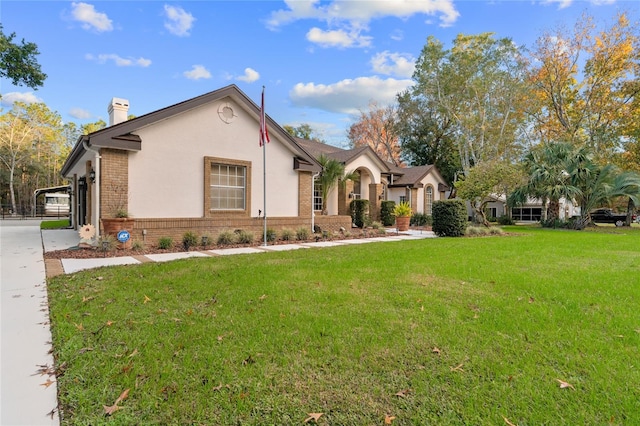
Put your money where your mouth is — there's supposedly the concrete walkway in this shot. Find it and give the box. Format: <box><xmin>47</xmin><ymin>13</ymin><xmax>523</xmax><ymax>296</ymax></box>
<box><xmin>42</xmin><ymin>228</ymin><xmax>436</xmax><ymax>275</ymax></box>
<box><xmin>1</xmin><ymin>220</ymin><xmax>59</xmax><ymax>426</ymax></box>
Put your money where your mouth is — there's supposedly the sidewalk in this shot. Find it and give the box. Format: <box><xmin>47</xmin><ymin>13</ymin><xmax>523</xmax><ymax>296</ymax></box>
<box><xmin>42</xmin><ymin>228</ymin><xmax>436</xmax><ymax>275</ymax></box>
<box><xmin>1</xmin><ymin>220</ymin><xmax>59</xmax><ymax>426</ymax></box>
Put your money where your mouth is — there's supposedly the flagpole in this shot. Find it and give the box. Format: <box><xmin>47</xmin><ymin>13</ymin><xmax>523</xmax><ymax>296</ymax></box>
<box><xmin>261</xmin><ymin>86</ymin><xmax>268</xmax><ymax>247</ymax></box>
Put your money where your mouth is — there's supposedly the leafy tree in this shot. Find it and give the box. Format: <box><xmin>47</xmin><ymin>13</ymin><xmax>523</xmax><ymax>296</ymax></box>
<box><xmin>82</xmin><ymin>119</ymin><xmax>107</xmax><ymax>135</ymax></box>
<box><xmin>0</xmin><ymin>102</ymin><xmax>64</xmax><ymax>214</ymax></box>
<box><xmin>396</xmin><ymin>91</ymin><xmax>459</xmax><ymax>184</ymax></box>
<box><xmin>0</xmin><ymin>24</ymin><xmax>47</xmax><ymax>89</ymax></box>
<box><xmin>404</xmin><ymin>33</ymin><xmax>529</xmax><ymax>178</ymax></box>
<box><xmin>316</xmin><ymin>154</ymin><xmax>357</xmax><ymax>215</ymax></box>
<box><xmin>456</xmin><ymin>160</ymin><xmax>524</xmax><ymax>227</ymax></box>
<box><xmin>528</xmin><ymin>12</ymin><xmax>640</xmax><ymax>164</ymax></box>
<box><xmin>347</xmin><ymin>101</ymin><xmax>403</xmax><ymax>166</ymax></box>
<box><xmin>283</xmin><ymin>123</ymin><xmax>324</xmax><ymax>142</ymax></box>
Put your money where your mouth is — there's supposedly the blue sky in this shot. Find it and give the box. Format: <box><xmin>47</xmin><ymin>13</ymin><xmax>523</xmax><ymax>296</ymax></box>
<box><xmin>1</xmin><ymin>1</ymin><xmax>637</xmax><ymax>146</ymax></box>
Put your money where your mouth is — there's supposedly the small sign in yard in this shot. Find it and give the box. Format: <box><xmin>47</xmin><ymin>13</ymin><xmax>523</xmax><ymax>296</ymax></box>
<box><xmin>117</xmin><ymin>230</ymin><xmax>131</xmax><ymax>243</ymax></box>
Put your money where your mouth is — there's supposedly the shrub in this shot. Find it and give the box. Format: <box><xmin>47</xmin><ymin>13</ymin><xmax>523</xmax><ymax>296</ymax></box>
<box><xmin>370</xmin><ymin>221</ymin><xmax>383</xmax><ymax>230</ymax></box>
<box><xmin>380</xmin><ymin>201</ymin><xmax>396</xmax><ymax>226</ymax></box>
<box><xmin>280</xmin><ymin>229</ymin><xmax>295</xmax><ymax>241</ymax></box>
<box><xmin>411</xmin><ymin>213</ymin><xmax>433</xmax><ymax>227</ymax></box>
<box><xmin>432</xmin><ymin>199</ymin><xmax>467</xmax><ymax>237</ymax></box>
<box><xmin>261</xmin><ymin>228</ymin><xmax>277</xmax><ymax>242</ymax></box>
<box><xmin>392</xmin><ymin>201</ymin><xmax>412</xmax><ymax>217</ymax></box>
<box><xmin>131</xmin><ymin>239</ymin><xmax>145</xmax><ymax>251</ymax></box>
<box><xmin>350</xmin><ymin>199</ymin><xmax>370</xmax><ymax>228</ymax></box>
<box><xmin>158</xmin><ymin>236</ymin><xmax>173</xmax><ymax>250</ymax></box>
<box><xmin>98</xmin><ymin>234</ymin><xmax>117</xmax><ymax>252</ymax></box>
<box><xmin>465</xmin><ymin>226</ymin><xmax>489</xmax><ymax>236</ymax></box>
<box><xmin>217</xmin><ymin>231</ymin><xmax>236</xmax><ymax>245</ymax></box>
<box><xmin>201</xmin><ymin>233</ymin><xmax>213</xmax><ymax>248</ymax></box>
<box><xmin>497</xmin><ymin>215</ymin><xmax>515</xmax><ymax>225</ymax></box>
<box><xmin>296</xmin><ymin>227</ymin><xmax>309</xmax><ymax>241</ymax></box>
<box><xmin>488</xmin><ymin>227</ymin><xmax>504</xmax><ymax>235</ymax></box>
<box><xmin>237</xmin><ymin>230</ymin><xmax>254</xmax><ymax>244</ymax></box>
<box><xmin>182</xmin><ymin>231</ymin><xmax>199</xmax><ymax>250</ymax></box>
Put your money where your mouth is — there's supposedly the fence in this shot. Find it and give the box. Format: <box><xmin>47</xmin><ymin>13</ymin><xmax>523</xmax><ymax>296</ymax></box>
<box><xmin>1</xmin><ymin>204</ymin><xmax>70</xmax><ymax>220</ymax></box>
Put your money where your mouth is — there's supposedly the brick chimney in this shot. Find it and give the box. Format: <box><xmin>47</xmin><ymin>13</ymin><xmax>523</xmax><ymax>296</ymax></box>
<box><xmin>108</xmin><ymin>97</ymin><xmax>129</xmax><ymax>126</ymax></box>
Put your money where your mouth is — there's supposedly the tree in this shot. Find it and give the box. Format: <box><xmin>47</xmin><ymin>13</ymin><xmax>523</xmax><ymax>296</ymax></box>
<box><xmin>0</xmin><ymin>102</ymin><xmax>63</xmax><ymax>214</ymax></box>
<box><xmin>527</xmin><ymin>12</ymin><xmax>640</xmax><ymax>164</ymax></box>
<box><xmin>283</xmin><ymin>123</ymin><xmax>324</xmax><ymax>142</ymax></box>
<box><xmin>396</xmin><ymin>91</ymin><xmax>459</xmax><ymax>184</ymax></box>
<box><xmin>405</xmin><ymin>33</ymin><xmax>530</xmax><ymax>178</ymax></box>
<box><xmin>347</xmin><ymin>101</ymin><xmax>403</xmax><ymax>166</ymax></box>
<box><xmin>456</xmin><ymin>160</ymin><xmax>524</xmax><ymax>227</ymax></box>
<box><xmin>316</xmin><ymin>154</ymin><xmax>357</xmax><ymax>215</ymax></box>
<box><xmin>0</xmin><ymin>24</ymin><xmax>47</xmax><ymax>89</ymax></box>
<box><xmin>510</xmin><ymin>142</ymin><xmax>582</xmax><ymax>223</ymax></box>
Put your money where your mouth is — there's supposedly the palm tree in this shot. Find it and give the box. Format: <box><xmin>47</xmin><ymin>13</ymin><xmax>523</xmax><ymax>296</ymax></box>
<box><xmin>316</xmin><ymin>154</ymin><xmax>358</xmax><ymax>215</ymax></box>
<box><xmin>509</xmin><ymin>142</ymin><xmax>580</xmax><ymax>223</ymax></box>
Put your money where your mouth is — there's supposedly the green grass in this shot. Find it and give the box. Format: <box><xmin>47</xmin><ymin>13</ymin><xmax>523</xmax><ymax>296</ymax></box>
<box><xmin>41</xmin><ymin>219</ymin><xmax>71</xmax><ymax>229</ymax></box>
<box><xmin>47</xmin><ymin>226</ymin><xmax>640</xmax><ymax>425</ymax></box>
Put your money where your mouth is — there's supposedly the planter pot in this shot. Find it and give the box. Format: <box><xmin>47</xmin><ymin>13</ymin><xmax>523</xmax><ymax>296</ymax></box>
<box><xmin>101</xmin><ymin>218</ymin><xmax>135</xmax><ymax>249</ymax></box>
<box><xmin>396</xmin><ymin>216</ymin><xmax>410</xmax><ymax>232</ymax></box>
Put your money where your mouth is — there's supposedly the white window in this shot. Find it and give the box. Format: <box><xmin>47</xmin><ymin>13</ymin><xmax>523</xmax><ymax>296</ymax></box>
<box><xmin>425</xmin><ymin>186</ymin><xmax>433</xmax><ymax>215</ymax></box>
<box><xmin>313</xmin><ymin>180</ymin><xmax>322</xmax><ymax>211</ymax></box>
<box><xmin>210</xmin><ymin>163</ymin><xmax>246</xmax><ymax>210</ymax></box>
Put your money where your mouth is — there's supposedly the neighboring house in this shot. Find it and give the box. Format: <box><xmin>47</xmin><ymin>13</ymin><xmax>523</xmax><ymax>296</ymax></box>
<box><xmin>295</xmin><ymin>138</ymin><xmax>449</xmax><ymax>219</ymax></box>
<box><xmin>482</xmin><ymin>195</ymin><xmax>580</xmax><ymax>222</ymax></box>
<box><xmin>61</xmin><ymin>85</ymin><xmax>352</xmax><ymax>245</ymax></box>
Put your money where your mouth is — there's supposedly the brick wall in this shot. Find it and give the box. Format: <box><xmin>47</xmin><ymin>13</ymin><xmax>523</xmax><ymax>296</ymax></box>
<box><xmin>128</xmin><ymin>215</ymin><xmax>352</xmax><ymax>246</ymax></box>
<box><xmin>298</xmin><ymin>171</ymin><xmax>312</xmax><ymax>217</ymax></box>
<box><xmin>100</xmin><ymin>149</ymin><xmax>129</xmax><ymax>221</ymax></box>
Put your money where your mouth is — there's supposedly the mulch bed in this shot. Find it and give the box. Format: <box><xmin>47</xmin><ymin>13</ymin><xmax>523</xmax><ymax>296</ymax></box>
<box><xmin>43</xmin><ymin>227</ymin><xmax>424</xmax><ymax>260</ymax></box>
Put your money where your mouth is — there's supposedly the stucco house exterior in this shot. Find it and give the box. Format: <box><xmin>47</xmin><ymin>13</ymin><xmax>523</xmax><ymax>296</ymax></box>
<box><xmin>61</xmin><ymin>85</ymin><xmax>449</xmax><ymax>245</ymax></box>
<box><xmin>295</xmin><ymin>138</ymin><xmax>449</xmax><ymax>219</ymax></box>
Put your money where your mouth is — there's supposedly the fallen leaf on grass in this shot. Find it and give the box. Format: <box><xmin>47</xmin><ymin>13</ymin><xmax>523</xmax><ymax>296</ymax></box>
<box><xmin>395</xmin><ymin>389</ymin><xmax>411</xmax><ymax>398</ymax></box>
<box><xmin>40</xmin><ymin>379</ymin><xmax>55</xmax><ymax>388</ymax></box>
<box><xmin>143</xmin><ymin>295</ymin><xmax>151</xmax><ymax>304</ymax></box>
<box><xmin>103</xmin><ymin>388</ymin><xmax>130</xmax><ymax>416</ymax></box>
<box><xmin>450</xmin><ymin>363</ymin><xmax>465</xmax><ymax>372</ymax></box>
<box><xmin>529</xmin><ymin>297</ymin><xmax>535</xmax><ymax>303</ymax></box>
<box><xmin>556</xmin><ymin>379</ymin><xmax>575</xmax><ymax>390</ymax></box>
<box><xmin>259</xmin><ymin>294</ymin><xmax>268</xmax><ymax>300</ymax></box>
<box><xmin>73</xmin><ymin>323</ymin><xmax>84</xmax><ymax>331</ymax></box>
<box><xmin>106</xmin><ymin>320</ymin><xmax>114</xmax><ymax>326</ymax></box>
<box><xmin>385</xmin><ymin>414</ymin><xmax>396</xmax><ymax>424</ymax></box>
<box><xmin>304</xmin><ymin>412</ymin><xmax>323</xmax><ymax>423</ymax></box>
<box><xmin>503</xmin><ymin>415</ymin><xmax>517</xmax><ymax>425</ymax></box>
<box><xmin>432</xmin><ymin>347</ymin><xmax>441</xmax><ymax>355</ymax></box>
<box><xmin>128</xmin><ymin>348</ymin><xmax>139</xmax><ymax>358</ymax></box>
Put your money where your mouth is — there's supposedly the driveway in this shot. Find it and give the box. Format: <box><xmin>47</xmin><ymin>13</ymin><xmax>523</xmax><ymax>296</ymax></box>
<box><xmin>1</xmin><ymin>220</ymin><xmax>59</xmax><ymax>425</ymax></box>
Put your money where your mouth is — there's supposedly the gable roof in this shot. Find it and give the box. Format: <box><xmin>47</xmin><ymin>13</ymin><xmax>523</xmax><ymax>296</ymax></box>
<box><xmin>61</xmin><ymin>85</ymin><xmax>320</xmax><ymax>177</ymax></box>
<box><xmin>294</xmin><ymin>138</ymin><xmax>391</xmax><ymax>173</ymax></box>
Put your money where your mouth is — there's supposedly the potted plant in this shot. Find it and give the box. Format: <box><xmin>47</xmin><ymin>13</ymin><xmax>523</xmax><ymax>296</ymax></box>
<box><xmin>393</xmin><ymin>201</ymin><xmax>412</xmax><ymax>231</ymax></box>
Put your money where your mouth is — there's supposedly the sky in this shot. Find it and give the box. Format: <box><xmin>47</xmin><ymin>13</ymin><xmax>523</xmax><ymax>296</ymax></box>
<box><xmin>1</xmin><ymin>0</ymin><xmax>638</xmax><ymax>147</ymax></box>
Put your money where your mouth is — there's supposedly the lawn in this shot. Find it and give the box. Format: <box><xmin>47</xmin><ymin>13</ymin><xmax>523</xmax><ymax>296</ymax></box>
<box><xmin>47</xmin><ymin>226</ymin><xmax>640</xmax><ymax>425</ymax></box>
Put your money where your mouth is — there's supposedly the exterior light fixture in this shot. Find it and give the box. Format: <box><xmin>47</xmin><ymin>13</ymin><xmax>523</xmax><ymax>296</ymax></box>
<box><xmin>89</xmin><ymin>169</ymin><xmax>96</xmax><ymax>183</ymax></box>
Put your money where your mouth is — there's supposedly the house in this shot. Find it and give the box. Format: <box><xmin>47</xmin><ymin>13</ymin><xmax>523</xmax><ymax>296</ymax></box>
<box><xmin>61</xmin><ymin>85</ymin><xmax>449</xmax><ymax>246</ymax></box>
<box><xmin>60</xmin><ymin>85</ymin><xmax>353</xmax><ymax>245</ymax></box>
<box><xmin>295</xmin><ymin>138</ymin><xmax>449</xmax><ymax>219</ymax></box>
<box><xmin>482</xmin><ymin>195</ymin><xmax>580</xmax><ymax>222</ymax></box>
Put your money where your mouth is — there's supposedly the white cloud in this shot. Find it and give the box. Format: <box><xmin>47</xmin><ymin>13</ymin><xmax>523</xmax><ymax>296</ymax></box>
<box><xmin>184</xmin><ymin>65</ymin><xmax>211</xmax><ymax>80</ymax></box>
<box><xmin>164</xmin><ymin>5</ymin><xmax>195</xmax><ymax>37</ymax></box>
<box><xmin>289</xmin><ymin>76</ymin><xmax>413</xmax><ymax>115</ymax></box>
<box><xmin>69</xmin><ymin>108</ymin><xmax>92</xmax><ymax>120</ymax></box>
<box><xmin>390</xmin><ymin>30</ymin><xmax>404</xmax><ymax>41</ymax></box>
<box><xmin>71</xmin><ymin>2</ymin><xmax>113</xmax><ymax>32</ymax></box>
<box><xmin>541</xmin><ymin>0</ymin><xmax>573</xmax><ymax>8</ymax></box>
<box><xmin>306</xmin><ymin>27</ymin><xmax>372</xmax><ymax>48</ymax></box>
<box><xmin>85</xmin><ymin>53</ymin><xmax>151</xmax><ymax>67</ymax></box>
<box><xmin>370</xmin><ymin>51</ymin><xmax>415</xmax><ymax>78</ymax></box>
<box><xmin>236</xmin><ymin>68</ymin><xmax>260</xmax><ymax>83</ymax></box>
<box><xmin>267</xmin><ymin>0</ymin><xmax>460</xmax><ymax>29</ymax></box>
<box><xmin>0</xmin><ymin>92</ymin><xmax>43</xmax><ymax>106</ymax></box>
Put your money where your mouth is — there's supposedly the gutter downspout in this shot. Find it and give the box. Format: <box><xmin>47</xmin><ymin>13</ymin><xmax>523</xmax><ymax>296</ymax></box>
<box><xmin>83</xmin><ymin>139</ymin><xmax>101</xmax><ymax>237</ymax></box>
<box><xmin>311</xmin><ymin>172</ymin><xmax>320</xmax><ymax>232</ymax></box>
